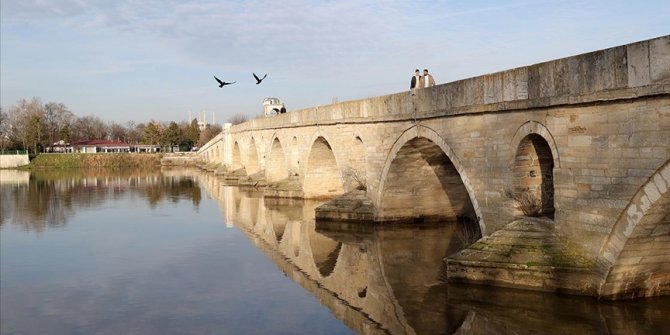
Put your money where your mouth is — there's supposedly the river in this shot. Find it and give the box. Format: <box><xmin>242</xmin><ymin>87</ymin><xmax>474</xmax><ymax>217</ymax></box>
<box><xmin>1</xmin><ymin>168</ymin><xmax>668</xmax><ymax>335</ymax></box>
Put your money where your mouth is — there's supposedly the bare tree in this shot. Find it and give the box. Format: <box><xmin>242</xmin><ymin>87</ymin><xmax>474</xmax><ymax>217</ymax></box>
<box><xmin>72</xmin><ymin>115</ymin><xmax>108</xmax><ymax>141</ymax></box>
<box><xmin>227</xmin><ymin>113</ymin><xmax>248</xmax><ymax>125</ymax></box>
<box><xmin>125</xmin><ymin>121</ymin><xmax>143</xmax><ymax>144</ymax></box>
<box><xmin>43</xmin><ymin>102</ymin><xmax>74</xmax><ymax>145</ymax></box>
<box><xmin>2</xmin><ymin>96</ymin><xmax>235</xmax><ymax>153</ymax></box>
<box><xmin>197</xmin><ymin>124</ymin><xmax>222</xmax><ymax>147</ymax></box>
<box><xmin>109</xmin><ymin>122</ymin><xmax>128</xmax><ymax>142</ymax></box>
<box><xmin>0</xmin><ymin>107</ymin><xmax>9</xmax><ymax>150</ymax></box>
<box><xmin>7</xmin><ymin>97</ymin><xmax>45</xmax><ymax>152</ymax></box>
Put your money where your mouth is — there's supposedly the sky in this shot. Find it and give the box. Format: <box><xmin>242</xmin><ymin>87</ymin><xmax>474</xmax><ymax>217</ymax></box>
<box><xmin>1</xmin><ymin>0</ymin><xmax>669</xmax><ymax>124</ymax></box>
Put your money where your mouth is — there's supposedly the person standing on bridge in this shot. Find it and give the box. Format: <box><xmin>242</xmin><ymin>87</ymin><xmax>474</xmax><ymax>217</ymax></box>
<box><xmin>423</xmin><ymin>69</ymin><xmax>435</xmax><ymax>88</ymax></box>
<box><xmin>410</xmin><ymin>69</ymin><xmax>422</xmax><ymax>91</ymax></box>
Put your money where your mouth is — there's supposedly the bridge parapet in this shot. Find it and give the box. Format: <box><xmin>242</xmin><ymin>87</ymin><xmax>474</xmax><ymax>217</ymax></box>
<box><xmin>231</xmin><ymin>36</ymin><xmax>669</xmax><ymax>132</ymax></box>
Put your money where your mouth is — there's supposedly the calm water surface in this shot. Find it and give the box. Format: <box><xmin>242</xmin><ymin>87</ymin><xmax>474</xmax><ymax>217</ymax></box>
<box><xmin>1</xmin><ymin>168</ymin><xmax>668</xmax><ymax>335</ymax></box>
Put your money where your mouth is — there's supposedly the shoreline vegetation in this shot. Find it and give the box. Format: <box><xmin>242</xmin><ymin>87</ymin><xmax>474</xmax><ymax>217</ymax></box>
<box><xmin>29</xmin><ymin>153</ymin><xmax>164</xmax><ymax>169</ymax></box>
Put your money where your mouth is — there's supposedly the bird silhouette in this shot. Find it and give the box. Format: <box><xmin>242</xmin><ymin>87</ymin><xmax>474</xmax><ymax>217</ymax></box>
<box><xmin>253</xmin><ymin>73</ymin><xmax>267</xmax><ymax>85</ymax></box>
<box><xmin>214</xmin><ymin>75</ymin><xmax>236</xmax><ymax>87</ymax></box>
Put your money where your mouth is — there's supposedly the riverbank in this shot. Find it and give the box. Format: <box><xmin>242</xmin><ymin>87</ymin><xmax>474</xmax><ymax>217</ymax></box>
<box><xmin>29</xmin><ymin>153</ymin><xmax>163</xmax><ymax>169</ymax></box>
<box><xmin>160</xmin><ymin>152</ymin><xmax>202</xmax><ymax>166</ymax></box>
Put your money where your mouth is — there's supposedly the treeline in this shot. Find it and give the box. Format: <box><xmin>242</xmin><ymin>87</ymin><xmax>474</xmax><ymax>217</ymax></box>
<box><xmin>0</xmin><ymin>97</ymin><xmax>234</xmax><ymax>154</ymax></box>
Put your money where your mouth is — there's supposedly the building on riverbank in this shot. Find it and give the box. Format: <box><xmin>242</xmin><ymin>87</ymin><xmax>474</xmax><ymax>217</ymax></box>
<box><xmin>48</xmin><ymin>140</ymin><xmax>165</xmax><ymax>154</ymax></box>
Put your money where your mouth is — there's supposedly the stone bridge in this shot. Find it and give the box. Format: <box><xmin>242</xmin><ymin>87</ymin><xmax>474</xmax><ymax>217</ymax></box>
<box><xmin>197</xmin><ymin>36</ymin><xmax>670</xmax><ymax>299</ymax></box>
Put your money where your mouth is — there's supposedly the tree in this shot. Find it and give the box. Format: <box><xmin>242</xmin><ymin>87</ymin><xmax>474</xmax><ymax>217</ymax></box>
<box><xmin>3</xmin><ymin>96</ymin><xmax>227</xmax><ymax>152</ymax></box>
<box><xmin>162</xmin><ymin>121</ymin><xmax>183</xmax><ymax>150</ymax></box>
<box><xmin>125</xmin><ymin>121</ymin><xmax>143</xmax><ymax>144</ymax></box>
<box><xmin>183</xmin><ymin>119</ymin><xmax>200</xmax><ymax>150</ymax></box>
<box><xmin>109</xmin><ymin>122</ymin><xmax>128</xmax><ymax>142</ymax></box>
<box><xmin>142</xmin><ymin>121</ymin><xmax>162</xmax><ymax>145</ymax></box>
<box><xmin>227</xmin><ymin>113</ymin><xmax>248</xmax><ymax>125</ymax></box>
<box><xmin>0</xmin><ymin>107</ymin><xmax>9</xmax><ymax>150</ymax></box>
<box><xmin>43</xmin><ymin>102</ymin><xmax>73</xmax><ymax>145</ymax></box>
<box><xmin>26</xmin><ymin>113</ymin><xmax>44</xmax><ymax>154</ymax></box>
<box><xmin>72</xmin><ymin>115</ymin><xmax>108</xmax><ymax>141</ymax></box>
<box><xmin>7</xmin><ymin>97</ymin><xmax>44</xmax><ymax>152</ymax></box>
<box><xmin>59</xmin><ymin>123</ymin><xmax>72</xmax><ymax>143</ymax></box>
<box><xmin>197</xmin><ymin>124</ymin><xmax>222</xmax><ymax>147</ymax></box>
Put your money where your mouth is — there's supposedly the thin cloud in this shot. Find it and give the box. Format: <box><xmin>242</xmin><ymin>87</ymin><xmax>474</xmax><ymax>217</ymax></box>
<box><xmin>2</xmin><ymin>0</ymin><xmax>669</xmax><ymax>122</ymax></box>
<box><xmin>441</xmin><ymin>0</ymin><xmax>560</xmax><ymax>17</ymax></box>
<box><xmin>3</xmin><ymin>0</ymin><xmax>408</xmax><ymax>73</ymax></box>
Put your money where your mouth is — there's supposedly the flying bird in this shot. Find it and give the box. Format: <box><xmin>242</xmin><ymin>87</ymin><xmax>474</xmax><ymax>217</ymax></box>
<box><xmin>214</xmin><ymin>75</ymin><xmax>236</xmax><ymax>87</ymax></box>
<box><xmin>253</xmin><ymin>73</ymin><xmax>267</xmax><ymax>85</ymax></box>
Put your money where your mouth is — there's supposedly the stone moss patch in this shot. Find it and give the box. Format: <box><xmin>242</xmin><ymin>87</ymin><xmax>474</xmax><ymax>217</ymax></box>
<box><xmin>449</xmin><ymin>218</ymin><xmax>598</xmax><ymax>269</ymax></box>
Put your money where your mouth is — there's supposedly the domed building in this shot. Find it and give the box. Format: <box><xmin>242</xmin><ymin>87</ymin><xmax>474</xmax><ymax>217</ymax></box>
<box><xmin>262</xmin><ymin>97</ymin><xmax>286</xmax><ymax>117</ymax></box>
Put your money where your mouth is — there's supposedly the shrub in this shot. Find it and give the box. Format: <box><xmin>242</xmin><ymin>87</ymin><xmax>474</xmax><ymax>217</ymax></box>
<box><xmin>342</xmin><ymin>167</ymin><xmax>366</xmax><ymax>191</ymax></box>
<box><xmin>504</xmin><ymin>186</ymin><xmax>542</xmax><ymax>216</ymax></box>
<box><xmin>457</xmin><ymin>214</ymin><xmax>482</xmax><ymax>248</ymax></box>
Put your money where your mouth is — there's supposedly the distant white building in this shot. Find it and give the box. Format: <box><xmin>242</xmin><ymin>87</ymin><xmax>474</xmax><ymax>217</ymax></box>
<box><xmin>197</xmin><ymin>120</ymin><xmax>207</xmax><ymax>131</ymax></box>
<box><xmin>263</xmin><ymin>98</ymin><xmax>286</xmax><ymax>117</ymax></box>
<box><xmin>47</xmin><ymin>140</ymin><xmax>163</xmax><ymax>153</ymax></box>
<box><xmin>189</xmin><ymin>111</ymin><xmax>217</xmax><ymax>131</ymax></box>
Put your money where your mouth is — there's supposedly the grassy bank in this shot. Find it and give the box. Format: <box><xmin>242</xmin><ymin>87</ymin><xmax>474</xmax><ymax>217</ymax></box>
<box><xmin>30</xmin><ymin>153</ymin><xmax>163</xmax><ymax>169</ymax></box>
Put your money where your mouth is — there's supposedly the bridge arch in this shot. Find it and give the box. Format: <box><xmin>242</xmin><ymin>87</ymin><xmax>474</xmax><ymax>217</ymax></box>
<box><xmin>267</xmin><ymin>136</ymin><xmax>289</xmax><ymax>183</ymax></box>
<box><xmin>247</xmin><ymin>137</ymin><xmax>260</xmax><ymax>175</ymax></box>
<box><xmin>510</xmin><ymin>121</ymin><xmax>561</xmax><ymax>168</ymax></box>
<box><xmin>234</xmin><ymin>190</ymin><xmax>261</xmax><ymax>228</ymax></box>
<box><xmin>377</xmin><ymin>125</ymin><xmax>484</xmax><ymax>233</ymax></box>
<box><xmin>509</xmin><ymin>122</ymin><xmax>559</xmax><ymax>219</ymax></box>
<box><xmin>303</xmin><ymin>134</ymin><xmax>344</xmax><ymax>199</ymax></box>
<box><xmin>376</xmin><ymin>223</ymin><xmax>463</xmax><ymax>332</ymax></box>
<box><xmin>308</xmin><ymin>223</ymin><xmax>342</xmax><ymax>278</ymax></box>
<box><xmin>599</xmin><ymin>160</ymin><xmax>670</xmax><ymax>299</ymax></box>
<box><xmin>253</xmin><ymin>202</ymin><xmax>286</xmax><ymax>247</ymax></box>
<box><xmin>232</xmin><ymin>141</ymin><xmax>242</xmax><ymax>170</ymax></box>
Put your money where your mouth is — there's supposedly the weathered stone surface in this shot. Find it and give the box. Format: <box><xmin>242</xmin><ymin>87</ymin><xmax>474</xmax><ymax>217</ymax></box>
<box><xmin>650</xmin><ymin>35</ymin><xmax>670</xmax><ymax>83</ymax></box>
<box><xmin>315</xmin><ymin>190</ymin><xmax>376</xmax><ymax>222</ymax></box>
<box><xmin>264</xmin><ymin>177</ymin><xmax>304</xmax><ymax>198</ymax></box>
<box><xmin>446</xmin><ymin>218</ymin><xmax>600</xmax><ymax>295</ymax></box>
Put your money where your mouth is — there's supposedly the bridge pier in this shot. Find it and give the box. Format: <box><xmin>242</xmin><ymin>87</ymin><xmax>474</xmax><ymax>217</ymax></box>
<box><xmin>446</xmin><ymin>217</ymin><xmax>601</xmax><ymax>296</ymax></box>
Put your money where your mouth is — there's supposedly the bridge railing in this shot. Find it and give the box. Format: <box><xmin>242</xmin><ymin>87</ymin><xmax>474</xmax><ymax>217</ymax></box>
<box><xmin>0</xmin><ymin>150</ymin><xmax>29</xmax><ymax>155</ymax></box>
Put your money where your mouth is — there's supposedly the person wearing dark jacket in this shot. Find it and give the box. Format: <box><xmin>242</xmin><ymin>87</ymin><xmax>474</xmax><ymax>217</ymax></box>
<box><xmin>410</xmin><ymin>69</ymin><xmax>422</xmax><ymax>90</ymax></box>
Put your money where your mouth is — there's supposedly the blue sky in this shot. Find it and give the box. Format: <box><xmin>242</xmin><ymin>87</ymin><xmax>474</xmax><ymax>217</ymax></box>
<box><xmin>1</xmin><ymin>0</ymin><xmax>668</xmax><ymax>124</ymax></box>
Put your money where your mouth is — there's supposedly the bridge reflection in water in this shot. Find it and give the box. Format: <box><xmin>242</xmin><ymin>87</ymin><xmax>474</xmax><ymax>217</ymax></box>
<box><xmin>194</xmin><ymin>172</ymin><xmax>669</xmax><ymax>335</ymax></box>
